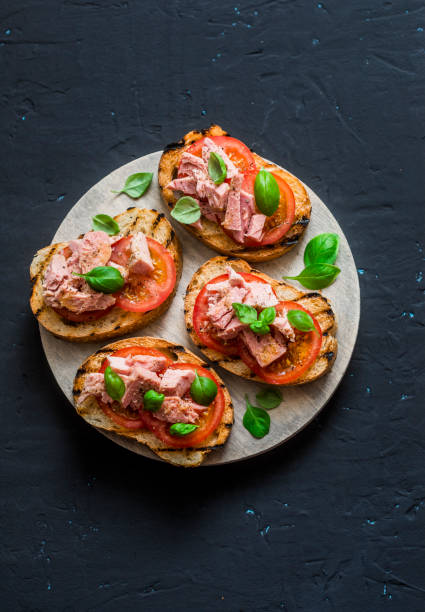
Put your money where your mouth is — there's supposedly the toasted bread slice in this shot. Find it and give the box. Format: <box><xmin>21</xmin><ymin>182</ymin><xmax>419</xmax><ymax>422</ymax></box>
<box><xmin>30</xmin><ymin>208</ymin><xmax>182</xmax><ymax>342</ymax></box>
<box><xmin>73</xmin><ymin>337</ymin><xmax>233</xmax><ymax>467</ymax></box>
<box><xmin>158</xmin><ymin>124</ymin><xmax>311</xmax><ymax>263</ymax></box>
<box><xmin>184</xmin><ymin>257</ymin><xmax>337</xmax><ymax>385</ymax></box>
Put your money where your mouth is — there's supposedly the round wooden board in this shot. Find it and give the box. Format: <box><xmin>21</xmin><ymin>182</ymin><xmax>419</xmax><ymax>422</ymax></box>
<box><xmin>40</xmin><ymin>150</ymin><xmax>360</xmax><ymax>466</ymax></box>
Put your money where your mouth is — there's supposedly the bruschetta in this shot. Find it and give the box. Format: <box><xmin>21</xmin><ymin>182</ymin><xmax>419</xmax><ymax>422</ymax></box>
<box><xmin>73</xmin><ymin>337</ymin><xmax>233</xmax><ymax>467</ymax></box>
<box><xmin>184</xmin><ymin>257</ymin><xmax>337</xmax><ymax>385</ymax></box>
<box><xmin>158</xmin><ymin>124</ymin><xmax>311</xmax><ymax>262</ymax></box>
<box><xmin>30</xmin><ymin>208</ymin><xmax>181</xmax><ymax>342</ymax></box>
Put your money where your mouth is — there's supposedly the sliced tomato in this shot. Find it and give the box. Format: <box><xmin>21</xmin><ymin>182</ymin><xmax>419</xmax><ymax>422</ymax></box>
<box><xmin>110</xmin><ymin>236</ymin><xmax>176</xmax><ymax>313</ymax></box>
<box><xmin>186</xmin><ymin>135</ymin><xmax>256</xmax><ymax>174</ymax></box>
<box><xmin>52</xmin><ymin>304</ymin><xmax>115</xmax><ymax>323</ymax></box>
<box><xmin>99</xmin><ymin>402</ymin><xmax>146</xmax><ymax>430</ymax></box>
<box><xmin>140</xmin><ymin>363</ymin><xmax>225</xmax><ymax>448</ymax></box>
<box><xmin>238</xmin><ymin>171</ymin><xmax>296</xmax><ymax>247</ymax></box>
<box><xmin>192</xmin><ymin>271</ymin><xmax>272</xmax><ymax>355</ymax></box>
<box><xmin>239</xmin><ymin>301</ymin><xmax>322</xmax><ymax>385</ymax></box>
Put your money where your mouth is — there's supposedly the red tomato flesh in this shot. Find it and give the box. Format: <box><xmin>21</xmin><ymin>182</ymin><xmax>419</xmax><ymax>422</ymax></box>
<box><xmin>97</xmin><ymin>347</ymin><xmax>224</xmax><ymax>447</ymax></box>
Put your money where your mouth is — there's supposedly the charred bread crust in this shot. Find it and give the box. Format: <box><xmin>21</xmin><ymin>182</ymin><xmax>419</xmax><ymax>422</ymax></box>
<box><xmin>73</xmin><ymin>337</ymin><xmax>233</xmax><ymax>468</ymax></box>
<box><xmin>184</xmin><ymin>256</ymin><xmax>337</xmax><ymax>385</ymax></box>
<box><xmin>158</xmin><ymin>125</ymin><xmax>311</xmax><ymax>263</ymax></box>
<box><xmin>30</xmin><ymin>208</ymin><xmax>182</xmax><ymax>342</ymax></box>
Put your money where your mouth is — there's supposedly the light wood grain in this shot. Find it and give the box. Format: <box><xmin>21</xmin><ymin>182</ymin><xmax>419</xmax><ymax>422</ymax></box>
<box><xmin>39</xmin><ymin>151</ymin><xmax>360</xmax><ymax>466</ymax></box>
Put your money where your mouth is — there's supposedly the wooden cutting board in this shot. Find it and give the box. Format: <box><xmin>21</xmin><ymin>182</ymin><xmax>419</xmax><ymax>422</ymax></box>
<box><xmin>40</xmin><ymin>151</ymin><xmax>360</xmax><ymax>466</ymax></box>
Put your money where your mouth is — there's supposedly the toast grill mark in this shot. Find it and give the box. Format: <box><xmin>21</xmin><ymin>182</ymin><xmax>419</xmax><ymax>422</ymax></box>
<box><xmin>165</xmin><ymin>229</ymin><xmax>175</xmax><ymax>248</ymax></box>
<box><xmin>151</xmin><ymin>212</ymin><xmax>165</xmax><ymax>232</ymax></box>
<box><xmin>324</xmin><ymin>351</ymin><xmax>334</xmax><ymax>361</ymax></box>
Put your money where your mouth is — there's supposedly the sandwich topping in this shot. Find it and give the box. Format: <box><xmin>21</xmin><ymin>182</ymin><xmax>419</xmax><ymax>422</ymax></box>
<box><xmin>78</xmin><ymin>346</ymin><xmax>224</xmax><ymax>447</ymax></box>
<box><xmin>192</xmin><ymin>267</ymin><xmax>323</xmax><ymax>384</ymax></box>
<box><xmin>166</xmin><ymin>135</ymin><xmax>295</xmax><ymax>247</ymax></box>
<box><xmin>42</xmin><ymin>230</ymin><xmax>176</xmax><ymax>321</ymax></box>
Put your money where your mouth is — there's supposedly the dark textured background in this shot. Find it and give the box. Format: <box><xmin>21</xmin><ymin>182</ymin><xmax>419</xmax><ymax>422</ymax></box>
<box><xmin>1</xmin><ymin>0</ymin><xmax>424</xmax><ymax>610</ymax></box>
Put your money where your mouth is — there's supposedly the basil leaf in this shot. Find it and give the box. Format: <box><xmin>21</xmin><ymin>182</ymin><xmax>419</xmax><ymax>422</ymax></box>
<box><xmin>169</xmin><ymin>423</ymin><xmax>199</xmax><ymax>436</ymax></box>
<box><xmin>258</xmin><ymin>306</ymin><xmax>276</xmax><ymax>325</ymax></box>
<box><xmin>254</xmin><ymin>168</ymin><xmax>280</xmax><ymax>216</ymax></box>
<box><xmin>143</xmin><ymin>389</ymin><xmax>164</xmax><ymax>412</ymax></box>
<box><xmin>304</xmin><ymin>233</ymin><xmax>339</xmax><ymax>267</ymax></box>
<box><xmin>74</xmin><ymin>266</ymin><xmax>125</xmax><ymax>293</ymax></box>
<box><xmin>190</xmin><ymin>371</ymin><xmax>218</xmax><ymax>406</ymax></box>
<box><xmin>171</xmin><ymin>196</ymin><xmax>201</xmax><ymax>224</ymax></box>
<box><xmin>208</xmin><ymin>152</ymin><xmax>227</xmax><ymax>185</ymax></box>
<box><xmin>232</xmin><ymin>302</ymin><xmax>258</xmax><ymax>324</ymax></box>
<box><xmin>243</xmin><ymin>396</ymin><xmax>270</xmax><ymax>438</ymax></box>
<box><xmin>92</xmin><ymin>214</ymin><xmax>120</xmax><ymax>236</ymax></box>
<box><xmin>112</xmin><ymin>172</ymin><xmax>153</xmax><ymax>199</ymax></box>
<box><xmin>249</xmin><ymin>320</ymin><xmax>270</xmax><ymax>335</ymax></box>
<box><xmin>256</xmin><ymin>388</ymin><xmax>282</xmax><ymax>411</ymax></box>
<box><xmin>283</xmin><ymin>264</ymin><xmax>340</xmax><ymax>289</ymax></box>
<box><xmin>287</xmin><ymin>309</ymin><xmax>317</xmax><ymax>333</ymax></box>
<box><xmin>104</xmin><ymin>366</ymin><xmax>125</xmax><ymax>402</ymax></box>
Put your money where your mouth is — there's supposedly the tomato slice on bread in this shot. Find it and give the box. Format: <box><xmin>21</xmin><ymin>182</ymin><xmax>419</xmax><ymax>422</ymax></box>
<box><xmin>239</xmin><ymin>301</ymin><xmax>322</xmax><ymax>384</ymax></box>
<box><xmin>192</xmin><ymin>272</ymin><xmax>272</xmax><ymax>355</ymax></box>
<box><xmin>97</xmin><ymin>347</ymin><xmax>224</xmax><ymax>447</ymax></box>
<box><xmin>186</xmin><ymin>135</ymin><xmax>256</xmax><ymax>175</ymax></box>
<box><xmin>110</xmin><ymin>236</ymin><xmax>176</xmax><ymax>313</ymax></box>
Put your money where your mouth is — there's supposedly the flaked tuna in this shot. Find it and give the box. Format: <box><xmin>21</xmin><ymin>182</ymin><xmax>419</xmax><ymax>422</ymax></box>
<box><xmin>272</xmin><ymin>312</ymin><xmax>296</xmax><ymax>342</ymax></box>
<box><xmin>68</xmin><ymin>231</ymin><xmax>112</xmax><ymax>274</ymax></box>
<box><xmin>201</xmin><ymin>137</ymin><xmax>239</xmax><ymax>179</ymax></box>
<box><xmin>240</xmin><ymin>328</ymin><xmax>287</xmax><ymax>368</ymax></box>
<box><xmin>167</xmin><ymin>176</ymin><xmax>198</xmax><ymax>195</ymax></box>
<box><xmin>154</xmin><ymin>397</ymin><xmax>207</xmax><ymax>424</ymax></box>
<box><xmin>129</xmin><ymin>233</ymin><xmax>154</xmax><ymax>275</ymax></box>
<box><xmin>159</xmin><ymin>368</ymin><xmax>196</xmax><ymax>397</ymax></box>
<box><xmin>245</xmin><ymin>214</ymin><xmax>266</xmax><ymax>243</ymax></box>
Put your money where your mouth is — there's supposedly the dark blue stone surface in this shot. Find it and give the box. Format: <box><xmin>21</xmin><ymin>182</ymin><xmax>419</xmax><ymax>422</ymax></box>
<box><xmin>1</xmin><ymin>0</ymin><xmax>424</xmax><ymax>610</ymax></box>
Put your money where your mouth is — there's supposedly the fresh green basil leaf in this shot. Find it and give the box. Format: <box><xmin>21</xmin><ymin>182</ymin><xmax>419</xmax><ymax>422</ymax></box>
<box><xmin>256</xmin><ymin>388</ymin><xmax>282</xmax><ymax>411</ymax></box>
<box><xmin>232</xmin><ymin>302</ymin><xmax>258</xmax><ymax>324</ymax></box>
<box><xmin>254</xmin><ymin>168</ymin><xmax>280</xmax><ymax>216</ymax></box>
<box><xmin>190</xmin><ymin>371</ymin><xmax>218</xmax><ymax>406</ymax></box>
<box><xmin>208</xmin><ymin>152</ymin><xmax>227</xmax><ymax>185</ymax></box>
<box><xmin>171</xmin><ymin>196</ymin><xmax>201</xmax><ymax>224</ymax></box>
<box><xmin>304</xmin><ymin>233</ymin><xmax>340</xmax><ymax>267</ymax></box>
<box><xmin>104</xmin><ymin>366</ymin><xmax>125</xmax><ymax>402</ymax></box>
<box><xmin>283</xmin><ymin>264</ymin><xmax>340</xmax><ymax>289</ymax></box>
<box><xmin>287</xmin><ymin>309</ymin><xmax>317</xmax><ymax>333</ymax></box>
<box><xmin>258</xmin><ymin>306</ymin><xmax>276</xmax><ymax>325</ymax></box>
<box><xmin>112</xmin><ymin>172</ymin><xmax>153</xmax><ymax>199</ymax></box>
<box><xmin>249</xmin><ymin>321</ymin><xmax>270</xmax><ymax>335</ymax></box>
<box><xmin>243</xmin><ymin>396</ymin><xmax>270</xmax><ymax>438</ymax></box>
<box><xmin>92</xmin><ymin>214</ymin><xmax>120</xmax><ymax>236</ymax></box>
<box><xmin>74</xmin><ymin>266</ymin><xmax>125</xmax><ymax>293</ymax></box>
<box><xmin>143</xmin><ymin>389</ymin><xmax>164</xmax><ymax>412</ymax></box>
<box><xmin>169</xmin><ymin>423</ymin><xmax>199</xmax><ymax>436</ymax></box>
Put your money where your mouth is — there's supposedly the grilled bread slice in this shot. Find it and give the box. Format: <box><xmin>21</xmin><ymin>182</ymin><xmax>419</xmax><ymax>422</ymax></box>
<box><xmin>158</xmin><ymin>124</ymin><xmax>311</xmax><ymax>263</ymax></box>
<box><xmin>184</xmin><ymin>256</ymin><xmax>337</xmax><ymax>385</ymax></box>
<box><xmin>30</xmin><ymin>208</ymin><xmax>182</xmax><ymax>342</ymax></box>
<box><xmin>73</xmin><ymin>337</ymin><xmax>233</xmax><ymax>467</ymax></box>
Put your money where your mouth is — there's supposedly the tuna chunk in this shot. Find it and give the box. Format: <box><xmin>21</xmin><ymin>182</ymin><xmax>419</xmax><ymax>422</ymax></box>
<box><xmin>106</xmin><ymin>356</ymin><xmax>132</xmax><ymax>375</ymax></box>
<box><xmin>167</xmin><ymin>176</ymin><xmax>198</xmax><ymax>195</ymax></box>
<box><xmin>223</xmin><ymin>190</ymin><xmax>244</xmax><ymax>243</ymax></box>
<box><xmin>68</xmin><ymin>231</ymin><xmax>112</xmax><ymax>274</ymax></box>
<box><xmin>128</xmin><ymin>232</ymin><xmax>154</xmax><ymax>275</ymax></box>
<box><xmin>79</xmin><ymin>373</ymin><xmax>114</xmax><ymax>405</ymax></box>
<box><xmin>201</xmin><ymin>138</ymin><xmax>239</xmax><ymax>180</ymax></box>
<box><xmin>154</xmin><ymin>397</ymin><xmax>207</xmax><ymax>424</ymax></box>
<box><xmin>121</xmin><ymin>364</ymin><xmax>161</xmax><ymax>409</ymax></box>
<box><xmin>215</xmin><ymin>316</ymin><xmax>245</xmax><ymax>340</ymax></box>
<box><xmin>245</xmin><ymin>214</ymin><xmax>266</xmax><ymax>242</ymax></box>
<box><xmin>159</xmin><ymin>368</ymin><xmax>196</xmax><ymax>397</ymax></box>
<box><xmin>178</xmin><ymin>152</ymin><xmax>208</xmax><ymax>180</ymax></box>
<box><xmin>240</xmin><ymin>328</ymin><xmax>287</xmax><ymax>368</ymax></box>
<box><xmin>240</xmin><ymin>190</ymin><xmax>255</xmax><ymax>235</ymax></box>
<box><xmin>131</xmin><ymin>354</ymin><xmax>169</xmax><ymax>372</ymax></box>
<box><xmin>197</xmin><ymin>179</ymin><xmax>230</xmax><ymax>211</ymax></box>
<box><xmin>199</xmin><ymin>200</ymin><xmax>220</xmax><ymax>223</ymax></box>
<box><xmin>272</xmin><ymin>312</ymin><xmax>296</xmax><ymax>342</ymax></box>
<box><xmin>108</xmin><ymin>261</ymin><xmax>128</xmax><ymax>280</ymax></box>
<box><xmin>245</xmin><ymin>282</ymin><xmax>279</xmax><ymax>309</ymax></box>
